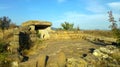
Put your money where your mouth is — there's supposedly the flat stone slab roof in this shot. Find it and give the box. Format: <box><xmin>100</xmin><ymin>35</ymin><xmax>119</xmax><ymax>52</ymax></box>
<box><xmin>21</xmin><ymin>20</ymin><xmax>52</xmax><ymax>26</ymax></box>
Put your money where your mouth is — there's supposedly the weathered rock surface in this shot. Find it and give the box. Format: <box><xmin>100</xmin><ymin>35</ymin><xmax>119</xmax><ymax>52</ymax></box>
<box><xmin>2</xmin><ymin>38</ymin><xmax>120</xmax><ymax>67</ymax></box>
<box><xmin>92</xmin><ymin>45</ymin><xmax>120</xmax><ymax>67</ymax></box>
<box><xmin>38</xmin><ymin>30</ymin><xmax>50</xmax><ymax>40</ymax></box>
<box><xmin>11</xmin><ymin>61</ymin><xmax>19</xmax><ymax>67</ymax></box>
<box><xmin>66</xmin><ymin>57</ymin><xmax>87</xmax><ymax>67</ymax></box>
<box><xmin>21</xmin><ymin>20</ymin><xmax>52</xmax><ymax>27</ymax></box>
<box><xmin>37</xmin><ymin>54</ymin><xmax>48</xmax><ymax>67</ymax></box>
<box><xmin>93</xmin><ymin>45</ymin><xmax>119</xmax><ymax>59</ymax></box>
<box><xmin>56</xmin><ymin>52</ymin><xmax>66</xmax><ymax>67</ymax></box>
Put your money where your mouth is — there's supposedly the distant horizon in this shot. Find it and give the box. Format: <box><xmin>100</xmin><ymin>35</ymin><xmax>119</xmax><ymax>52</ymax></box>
<box><xmin>14</xmin><ymin>19</ymin><xmax>111</xmax><ymax>30</ymax></box>
<box><xmin>0</xmin><ymin>0</ymin><xmax>120</xmax><ymax>30</ymax></box>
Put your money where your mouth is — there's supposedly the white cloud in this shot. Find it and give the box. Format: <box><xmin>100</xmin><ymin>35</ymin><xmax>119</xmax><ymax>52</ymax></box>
<box><xmin>86</xmin><ymin>5</ymin><xmax>106</xmax><ymax>13</ymax></box>
<box><xmin>107</xmin><ymin>2</ymin><xmax>120</xmax><ymax>10</ymax></box>
<box><xmin>52</xmin><ymin>11</ymin><xmax>111</xmax><ymax>30</ymax></box>
<box><xmin>57</xmin><ymin>0</ymin><xmax>66</xmax><ymax>3</ymax></box>
<box><xmin>85</xmin><ymin>0</ymin><xmax>107</xmax><ymax>13</ymax></box>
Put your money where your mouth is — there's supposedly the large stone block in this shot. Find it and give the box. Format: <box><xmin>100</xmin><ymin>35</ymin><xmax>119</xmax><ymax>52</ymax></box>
<box><xmin>46</xmin><ymin>57</ymin><xmax>59</xmax><ymax>67</ymax></box>
<box><xmin>37</xmin><ymin>54</ymin><xmax>48</xmax><ymax>67</ymax></box>
<box><xmin>38</xmin><ymin>30</ymin><xmax>50</xmax><ymax>40</ymax></box>
<box><xmin>56</xmin><ymin>52</ymin><xmax>66</xmax><ymax>67</ymax></box>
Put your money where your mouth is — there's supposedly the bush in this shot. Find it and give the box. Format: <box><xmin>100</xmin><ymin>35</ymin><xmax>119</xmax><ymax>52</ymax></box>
<box><xmin>0</xmin><ymin>42</ymin><xmax>6</xmax><ymax>53</ymax></box>
<box><xmin>112</xmin><ymin>28</ymin><xmax>120</xmax><ymax>45</ymax></box>
<box><xmin>110</xmin><ymin>52</ymin><xmax>120</xmax><ymax>64</ymax></box>
<box><xmin>0</xmin><ymin>16</ymin><xmax>11</xmax><ymax>30</ymax></box>
<box><xmin>0</xmin><ymin>52</ymin><xmax>9</xmax><ymax>62</ymax></box>
<box><xmin>0</xmin><ymin>42</ymin><xmax>10</xmax><ymax>65</ymax></box>
<box><xmin>61</xmin><ymin>22</ymin><xmax>74</xmax><ymax>30</ymax></box>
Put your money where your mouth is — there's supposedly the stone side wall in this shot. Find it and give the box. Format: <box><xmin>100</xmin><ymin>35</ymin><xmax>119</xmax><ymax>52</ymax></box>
<box><xmin>49</xmin><ymin>31</ymin><xmax>116</xmax><ymax>42</ymax></box>
<box><xmin>38</xmin><ymin>29</ymin><xmax>50</xmax><ymax>40</ymax></box>
<box><xmin>49</xmin><ymin>31</ymin><xmax>87</xmax><ymax>40</ymax></box>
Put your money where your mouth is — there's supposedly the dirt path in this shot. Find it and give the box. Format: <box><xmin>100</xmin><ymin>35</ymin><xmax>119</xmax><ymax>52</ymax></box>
<box><xmin>19</xmin><ymin>39</ymin><xmax>120</xmax><ymax>67</ymax></box>
<box><xmin>19</xmin><ymin>39</ymin><xmax>107</xmax><ymax>67</ymax></box>
<box><xmin>37</xmin><ymin>39</ymin><xmax>102</xmax><ymax>58</ymax></box>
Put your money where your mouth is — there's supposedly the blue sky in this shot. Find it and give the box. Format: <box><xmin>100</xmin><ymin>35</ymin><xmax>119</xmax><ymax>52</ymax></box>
<box><xmin>0</xmin><ymin>0</ymin><xmax>120</xmax><ymax>30</ymax></box>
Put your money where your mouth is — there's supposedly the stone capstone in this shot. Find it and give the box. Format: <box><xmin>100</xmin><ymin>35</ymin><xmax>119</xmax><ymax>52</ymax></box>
<box><xmin>21</xmin><ymin>20</ymin><xmax>52</xmax><ymax>27</ymax></box>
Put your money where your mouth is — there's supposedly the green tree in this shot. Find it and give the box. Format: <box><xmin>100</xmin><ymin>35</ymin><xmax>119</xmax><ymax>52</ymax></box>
<box><xmin>108</xmin><ymin>11</ymin><xmax>120</xmax><ymax>46</ymax></box>
<box><xmin>76</xmin><ymin>25</ymin><xmax>80</xmax><ymax>31</ymax></box>
<box><xmin>61</xmin><ymin>22</ymin><xmax>74</xmax><ymax>30</ymax></box>
<box><xmin>108</xmin><ymin>11</ymin><xmax>117</xmax><ymax>29</ymax></box>
<box><xmin>0</xmin><ymin>16</ymin><xmax>11</xmax><ymax>30</ymax></box>
<box><xmin>0</xmin><ymin>16</ymin><xmax>11</xmax><ymax>39</ymax></box>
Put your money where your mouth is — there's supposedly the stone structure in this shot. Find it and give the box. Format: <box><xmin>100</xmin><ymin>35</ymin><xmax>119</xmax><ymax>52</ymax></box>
<box><xmin>21</xmin><ymin>20</ymin><xmax>52</xmax><ymax>40</ymax></box>
<box><xmin>8</xmin><ymin>27</ymin><xmax>20</xmax><ymax>54</ymax></box>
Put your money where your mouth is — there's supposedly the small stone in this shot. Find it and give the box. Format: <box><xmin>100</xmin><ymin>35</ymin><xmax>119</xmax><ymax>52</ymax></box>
<box><xmin>99</xmin><ymin>47</ymin><xmax>111</xmax><ymax>54</ymax></box>
<box><xmin>11</xmin><ymin>61</ymin><xmax>18</xmax><ymax>67</ymax></box>
<box><xmin>66</xmin><ymin>57</ymin><xmax>87</xmax><ymax>67</ymax></box>
<box><xmin>93</xmin><ymin>49</ymin><xmax>102</xmax><ymax>57</ymax></box>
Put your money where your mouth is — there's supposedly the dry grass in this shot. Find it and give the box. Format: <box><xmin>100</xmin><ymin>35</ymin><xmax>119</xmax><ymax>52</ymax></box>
<box><xmin>21</xmin><ymin>40</ymin><xmax>45</xmax><ymax>56</ymax></box>
<box><xmin>83</xmin><ymin>30</ymin><xmax>113</xmax><ymax>37</ymax></box>
<box><xmin>22</xmin><ymin>49</ymin><xmax>37</xmax><ymax>56</ymax></box>
<box><xmin>0</xmin><ymin>29</ymin><xmax>14</xmax><ymax>42</ymax></box>
<box><xmin>110</xmin><ymin>52</ymin><xmax>120</xmax><ymax>63</ymax></box>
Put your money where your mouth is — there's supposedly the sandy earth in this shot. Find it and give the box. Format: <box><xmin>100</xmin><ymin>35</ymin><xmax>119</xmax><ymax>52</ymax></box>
<box><xmin>36</xmin><ymin>39</ymin><xmax>102</xmax><ymax>58</ymax></box>
<box><xmin>18</xmin><ymin>39</ymin><xmax>120</xmax><ymax>67</ymax></box>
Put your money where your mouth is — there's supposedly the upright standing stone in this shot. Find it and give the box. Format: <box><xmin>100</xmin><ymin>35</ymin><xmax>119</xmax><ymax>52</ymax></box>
<box><xmin>56</xmin><ymin>52</ymin><xmax>66</xmax><ymax>67</ymax></box>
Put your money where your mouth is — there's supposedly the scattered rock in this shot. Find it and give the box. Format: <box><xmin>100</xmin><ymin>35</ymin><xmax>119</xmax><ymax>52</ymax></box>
<box><xmin>66</xmin><ymin>57</ymin><xmax>87</xmax><ymax>67</ymax></box>
<box><xmin>93</xmin><ymin>45</ymin><xmax>119</xmax><ymax>59</ymax></box>
<box><xmin>84</xmin><ymin>54</ymin><xmax>98</xmax><ymax>67</ymax></box>
<box><xmin>11</xmin><ymin>61</ymin><xmax>19</xmax><ymax>67</ymax></box>
<box><xmin>82</xmin><ymin>54</ymin><xmax>87</xmax><ymax>57</ymax></box>
<box><xmin>89</xmin><ymin>48</ymin><xmax>95</xmax><ymax>53</ymax></box>
<box><xmin>99</xmin><ymin>45</ymin><xmax>119</xmax><ymax>54</ymax></box>
<box><xmin>93</xmin><ymin>49</ymin><xmax>109</xmax><ymax>59</ymax></box>
<box><xmin>92</xmin><ymin>45</ymin><xmax>120</xmax><ymax>67</ymax></box>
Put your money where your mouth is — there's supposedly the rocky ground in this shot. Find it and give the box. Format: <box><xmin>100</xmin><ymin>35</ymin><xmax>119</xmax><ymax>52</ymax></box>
<box><xmin>37</xmin><ymin>39</ymin><xmax>100</xmax><ymax>57</ymax></box>
<box><xmin>1</xmin><ymin>38</ymin><xmax>119</xmax><ymax>67</ymax></box>
<box><xmin>18</xmin><ymin>39</ymin><xmax>120</xmax><ymax>67</ymax></box>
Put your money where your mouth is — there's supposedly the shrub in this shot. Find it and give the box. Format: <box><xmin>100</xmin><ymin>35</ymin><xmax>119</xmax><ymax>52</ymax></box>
<box><xmin>0</xmin><ymin>42</ymin><xmax>6</xmax><ymax>52</ymax></box>
<box><xmin>110</xmin><ymin>52</ymin><xmax>120</xmax><ymax>64</ymax></box>
<box><xmin>61</xmin><ymin>22</ymin><xmax>74</xmax><ymax>30</ymax></box>
<box><xmin>0</xmin><ymin>42</ymin><xmax>9</xmax><ymax>65</ymax></box>
<box><xmin>0</xmin><ymin>16</ymin><xmax>11</xmax><ymax>30</ymax></box>
<box><xmin>0</xmin><ymin>52</ymin><xmax>9</xmax><ymax>62</ymax></box>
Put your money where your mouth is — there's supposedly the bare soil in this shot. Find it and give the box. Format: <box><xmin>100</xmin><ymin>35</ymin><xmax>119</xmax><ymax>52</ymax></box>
<box><xmin>36</xmin><ymin>39</ymin><xmax>102</xmax><ymax>58</ymax></box>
